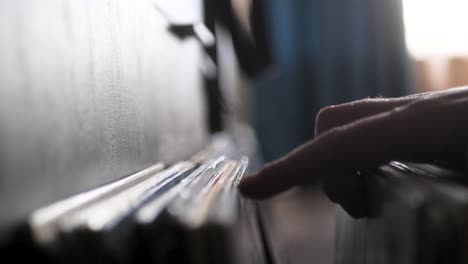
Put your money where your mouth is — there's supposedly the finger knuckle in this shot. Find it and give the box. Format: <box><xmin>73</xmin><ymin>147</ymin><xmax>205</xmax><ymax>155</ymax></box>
<box><xmin>316</xmin><ymin>105</ymin><xmax>339</xmax><ymax>122</ymax></box>
<box><xmin>315</xmin><ymin>99</ymin><xmax>380</xmax><ymax>135</ymax></box>
<box><xmin>316</xmin><ymin>105</ymin><xmax>340</xmax><ymax>135</ymax></box>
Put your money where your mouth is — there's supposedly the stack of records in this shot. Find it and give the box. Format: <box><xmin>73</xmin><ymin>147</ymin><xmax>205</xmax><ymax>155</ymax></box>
<box><xmin>4</xmin><ymin>136</ymin><xmax>271</xmax><ymax>264</ymax></box>
<box><xmin>336</xmin><ymin>161</ymin><xmax>468</xmax><ymax>264</ymax></box>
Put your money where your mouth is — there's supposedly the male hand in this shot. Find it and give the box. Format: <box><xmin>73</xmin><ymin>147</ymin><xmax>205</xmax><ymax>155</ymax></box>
<box><xmin>239</xmin><ymin>87</ymin><xmax>468</xmax><ymax>217</ymax></box>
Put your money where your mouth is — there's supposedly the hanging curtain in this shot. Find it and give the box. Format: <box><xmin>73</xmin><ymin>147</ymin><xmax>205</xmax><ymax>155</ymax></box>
<box><xmin>254</xmin><ymin>0</ymin><xmax>413</xmax><ymax>161</ymax></box>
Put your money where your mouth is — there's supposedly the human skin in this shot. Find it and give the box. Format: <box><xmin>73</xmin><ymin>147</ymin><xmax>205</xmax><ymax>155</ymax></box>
<box><xmin>239</xmin><ymin>86</ymin><xmax>468</xmax><ymax>217</ymax></box>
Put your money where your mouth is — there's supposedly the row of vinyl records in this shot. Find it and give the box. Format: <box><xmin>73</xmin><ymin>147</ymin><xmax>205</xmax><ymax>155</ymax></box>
<box><xmin>336</xmin><ymin>161</ymin><xmax>468</xmax><ymax>264</ymax></box>
<box><xmin>1</xmin><ymin>137</ymin><xmax>272</xmax><ymax>264</ymax></box>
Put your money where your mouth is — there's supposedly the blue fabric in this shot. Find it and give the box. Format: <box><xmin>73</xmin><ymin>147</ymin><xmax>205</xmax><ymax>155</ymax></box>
<box><xmin>255</xmin><ymin>0</ymin><xmax>413</xmax><ymax>161</ymax></box>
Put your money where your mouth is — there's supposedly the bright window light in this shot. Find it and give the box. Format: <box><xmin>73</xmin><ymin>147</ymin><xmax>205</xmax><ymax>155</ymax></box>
<box><xmin>403</xmin><ymin>0</ymin><xmax>468</xmax><ymax>58</ymax></box>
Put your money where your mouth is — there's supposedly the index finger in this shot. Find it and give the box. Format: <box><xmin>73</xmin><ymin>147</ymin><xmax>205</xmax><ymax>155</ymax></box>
<box><xmin>239</xmin><ymin>97</ymin><xmax>468</xmax><ymax>199</ymax></box>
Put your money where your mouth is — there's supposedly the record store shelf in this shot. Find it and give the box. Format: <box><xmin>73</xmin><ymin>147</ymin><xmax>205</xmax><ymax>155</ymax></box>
<box><xmin>336</xmin><ymin>161</ymin><xmax>468</xmax><ymax>264</ymax></box>
<box><xmin>1</xmin><ymin>137</ymin><xmax>270</xmax><ymax>264</ymax></box>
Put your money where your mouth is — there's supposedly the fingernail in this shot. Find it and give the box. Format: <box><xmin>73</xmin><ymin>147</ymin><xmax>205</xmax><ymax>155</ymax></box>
<box><xmin>238</xmin><ymin>173</ymin><xmax>258</xmax><ymax>195</ymax></box>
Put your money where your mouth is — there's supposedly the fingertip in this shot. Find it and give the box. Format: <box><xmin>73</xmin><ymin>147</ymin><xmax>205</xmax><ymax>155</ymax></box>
<box><xmin>238</xmin><ymin>172</ymin><xmax>270</xmax><ymax>199</ymax></box>
<box><xmin>238</xmin><ymin>162</ymin><xmax>296</xmax><ymax>199</ymax></box>
<box><xmin>238</xmin><ymin>143</ymin><xmax>321</xmax><ymax>199</ymax></box>
<box><xmin>238</xmin><ymin>172</ymin><xmax>256</xmax><ymax>192</ymax></box>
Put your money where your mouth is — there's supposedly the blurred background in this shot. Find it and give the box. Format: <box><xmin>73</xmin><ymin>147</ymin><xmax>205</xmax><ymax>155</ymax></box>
<box><xmin>251</xmin><ymin>0</ymin><xmax>468</xmax><ymax>162</ymax></box>
<box><xmin>239</xmin><ymin>0</ymin><xmax>468</xmax><ymax>263</ymax></box>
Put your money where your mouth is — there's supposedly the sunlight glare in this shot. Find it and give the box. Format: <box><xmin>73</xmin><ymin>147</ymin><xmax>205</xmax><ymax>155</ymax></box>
<box><xmin>403</xmin><ymin>0</ymin><xmax>468</xmax><ymax>58</ymax></box>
